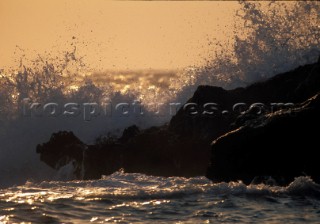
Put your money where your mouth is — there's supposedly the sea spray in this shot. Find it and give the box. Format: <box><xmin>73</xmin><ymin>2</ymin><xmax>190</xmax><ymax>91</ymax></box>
<box><xmin>0</xmin><ymin>1</ymin><xmax>319</xmax><ymax>187</ymax></box>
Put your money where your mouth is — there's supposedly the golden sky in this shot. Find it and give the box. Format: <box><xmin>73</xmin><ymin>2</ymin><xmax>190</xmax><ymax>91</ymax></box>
<box><xmin>0</xmin><ymin>0</ymin><xmax>239</xmax><ymax>70</ymax></box>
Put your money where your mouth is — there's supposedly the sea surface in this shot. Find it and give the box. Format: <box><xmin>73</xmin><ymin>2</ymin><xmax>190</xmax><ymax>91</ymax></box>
<box><xmin>0</xmin><ymin>2</ymin><xmax>319</xmax><ymax>223</ymax></box>
<box><xmin>1</xmin><ymin>172</ymin><xmax>320</xmax><ymax>223</ymax></box>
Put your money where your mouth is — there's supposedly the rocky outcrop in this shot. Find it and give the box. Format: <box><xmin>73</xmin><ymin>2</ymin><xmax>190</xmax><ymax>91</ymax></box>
<box><xmin>206</xmin><ymin>92</ymin><xmax>320</xmax><ymax>185</ymax></box>
<box><xmin>36</xmin><ymin>131</ymin><xmax>123</xmax><ymax>179</ymax></box>
<box><xmin>37</xmin><ymin>57</ymin><xmax>320</xmax><ymax>181</ymax></box>
<box><xmin>169</xmin><ymin>57</ymin><xmax>320</xmax><ymax>138</ymax></box>
<box><xmin>36</xmin><ymin>131</ymin><xmax>85</xmax><ymax>172</ymax></box>
<box><xmin>37</xmin><ymin>124</ymin><xmax>210</xmax><ymax>179</ymax></box>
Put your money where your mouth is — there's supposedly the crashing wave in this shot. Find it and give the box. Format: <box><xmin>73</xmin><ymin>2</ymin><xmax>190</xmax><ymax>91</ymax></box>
<box><xmin>0</xmin><ymin>1</ymin><xmax>319</xmax><ymax>187</ymax></box>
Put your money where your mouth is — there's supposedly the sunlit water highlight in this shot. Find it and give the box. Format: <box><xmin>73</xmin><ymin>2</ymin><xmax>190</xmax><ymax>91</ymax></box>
<box><xmin>1</xmin><ymin>172</ymin><xmax>320</xmax><ymax>223</ymax></box>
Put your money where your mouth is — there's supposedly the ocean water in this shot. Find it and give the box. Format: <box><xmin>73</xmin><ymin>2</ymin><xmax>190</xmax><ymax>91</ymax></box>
<box><xmin>0</xmin><ymin>1</ymin><xmax>320</xmax><ymax>223</ymax></box>
<box><xmin>1</xmin><ymin>172</ymin><xmax>320</xmax><ymax>223</ymax></box>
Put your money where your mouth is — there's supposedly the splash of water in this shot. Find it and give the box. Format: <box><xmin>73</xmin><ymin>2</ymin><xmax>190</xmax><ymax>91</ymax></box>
<box><xmin>0</xmin><ymin>1</ymin><xmax>319</xmax><ymax>187</ymax></box>
<box><xmin>195</xmin><ymin>1</ymin><xmax>320</xmax><ymax>88</ymax></box>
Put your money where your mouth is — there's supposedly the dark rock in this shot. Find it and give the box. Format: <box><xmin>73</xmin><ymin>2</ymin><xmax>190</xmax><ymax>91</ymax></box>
<box><xmin>169</xmin><ymin>59</ymin><xmax>320</xmax><ymax>139</ymax></box>
<box><xmin>36</xmin><ymin>131</ymin><xmax>123</xmax><ymax>179</ymax></box>
<box><xmin>37</xmin><ymin>58</ymin><xmax>320</xmax><ymax>181</ymax></box>
<box><xmin>206</xmin><ymin>92</ymin><xmax>320</xmax><ymax>185</ymax></box>
<box><xmin>36</xmin><ymin>131</ymin><xmax>85</xmax><ymax>172</ymax></box>
<box><xmin>119</xmin><ymin>125</ymin><xmax>140</xmax><ymax>143</ymax></box>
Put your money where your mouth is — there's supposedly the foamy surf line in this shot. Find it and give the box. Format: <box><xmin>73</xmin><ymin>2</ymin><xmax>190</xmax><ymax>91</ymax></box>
<box><xmin>1</xmin><ymin>173</ymin><xmax>320</xmax><ymax>223</ymax></box>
